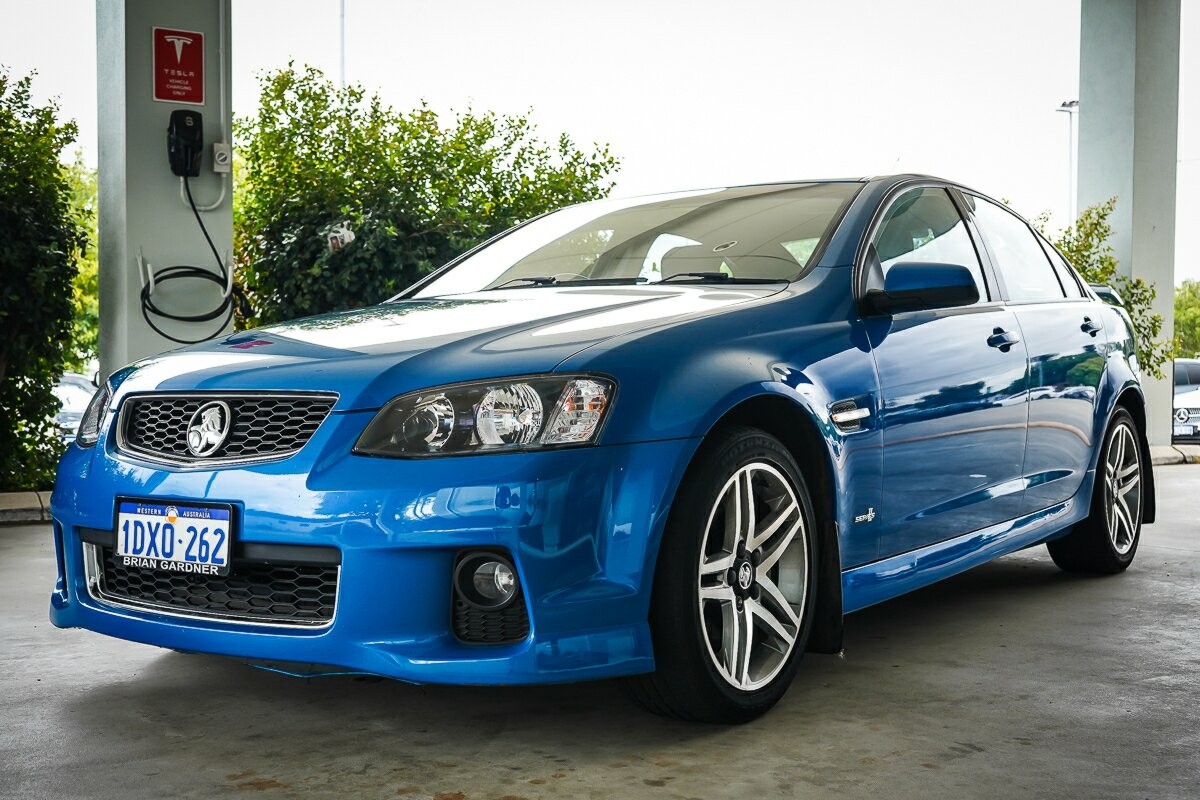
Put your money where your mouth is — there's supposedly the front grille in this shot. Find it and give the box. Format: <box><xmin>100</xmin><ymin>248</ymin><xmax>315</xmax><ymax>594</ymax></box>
<box><xmin>118</xmin><ymin>393</ymin><xmax>336</xmax><ymax>466</ymax></box>
<box><xmin>90</xmin><ymin>545</ymin><xmax>338</xmax><ymax>626</ymax></box>
<box><xmin>453</xmin><ymin>597</ymin><xmax>530</xmax><ymax>644</ymax></box>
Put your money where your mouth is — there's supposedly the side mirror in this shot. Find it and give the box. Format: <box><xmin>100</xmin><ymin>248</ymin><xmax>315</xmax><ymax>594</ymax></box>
<box><xmin>863</xmin><ymin>262</ymin><xmax>979</xmax><ymax>316</ymax></box>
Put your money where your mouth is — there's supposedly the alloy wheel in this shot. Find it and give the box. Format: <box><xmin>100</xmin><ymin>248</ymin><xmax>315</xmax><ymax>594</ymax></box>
<box><xmin>1104</xmin><ymin>422</ymin><xmax>1141</xmax><ymax>555</ymax></box>
<box><xmin>697</xmin><ymin>461</ymin><xmax>808</xmax><ymax>691</ymax></box>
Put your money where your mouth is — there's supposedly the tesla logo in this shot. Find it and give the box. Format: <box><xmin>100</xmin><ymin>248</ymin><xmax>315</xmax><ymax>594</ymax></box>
<box><xmin>153</xmin><ymin>28</ymin><xmax>204</xmax><ymax>105</ymax></box>
<box><xmin>163</xmin><ymin>35</ymin><xmax>193</xmax><ymax>63</ymax></box>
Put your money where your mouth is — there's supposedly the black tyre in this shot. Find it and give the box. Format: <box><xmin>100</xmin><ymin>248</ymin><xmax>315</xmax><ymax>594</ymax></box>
<box><xmin>625</xmin><ymin>426</ymin><xmax>818</xmax><ymax>723</ymax></box>
<box><xmin>1047</xmin><ymin>408</ymin><xmax>1145</xmax><ymax>574</ymax></box>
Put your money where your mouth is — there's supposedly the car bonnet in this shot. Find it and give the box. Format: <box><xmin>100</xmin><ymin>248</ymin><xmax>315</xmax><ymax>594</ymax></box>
<box><xmin>110</xmin><ymin>284</ymin><xmax>784</xmax><ymax>411</ymax></box>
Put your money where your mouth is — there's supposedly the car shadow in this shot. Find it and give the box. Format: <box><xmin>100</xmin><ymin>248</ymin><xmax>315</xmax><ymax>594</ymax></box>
<box><xmin>53</xmin><ymin>549</ymin><xmax>1116</xmax><ymax>796</ymax></box>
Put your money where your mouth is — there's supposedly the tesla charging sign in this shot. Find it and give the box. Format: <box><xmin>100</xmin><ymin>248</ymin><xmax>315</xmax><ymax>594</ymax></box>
<box><xmin>153</xmin><ymin>27</ymin><xmax>204</xmax><ymax>105</ymax></box>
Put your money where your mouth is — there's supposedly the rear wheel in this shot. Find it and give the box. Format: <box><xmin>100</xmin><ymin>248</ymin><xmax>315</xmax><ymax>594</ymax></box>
<box><xmin>625</xmin><ymin>426</ymin><xmax>817</xmax><ymax>723</ymax></box>
<box><xmin>1047</xmin><ymin>408</ymin><xmax>1144</xmax><ymax>574</ymax></box>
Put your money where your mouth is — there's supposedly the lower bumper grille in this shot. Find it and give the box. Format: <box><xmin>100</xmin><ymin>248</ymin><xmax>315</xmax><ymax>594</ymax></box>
<box><xmin>87</xmin><ymin>544</ymin><xmax>338</xmax><ymax>627</ymax></box>
<box><xmin>453</xmin><ymin>597</ymin><xmax>530</xmax><ymax>644</ymax></box>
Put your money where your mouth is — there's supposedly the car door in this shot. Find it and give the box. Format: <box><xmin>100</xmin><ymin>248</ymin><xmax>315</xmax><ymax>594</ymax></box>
<box><xmin>963</xmin><ymin>193</ymin><xmax>1106</xmax><ymax>513</ymax></box>
<box><xmin>864</xmin><ymin>186</ymin><xmax>1030</xmax><ymax>560</ymax></box>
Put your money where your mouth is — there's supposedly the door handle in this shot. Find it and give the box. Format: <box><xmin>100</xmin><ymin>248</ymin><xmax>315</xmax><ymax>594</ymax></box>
<box><xmin>987</xmin><ymin>327</ymin><xmax>1021</xmax><ymax>352</ymax></box>
<box><xmin>1081</xmin><ymin>316</ymin><xmax>1103</xmax><ymax>337</ymax></box>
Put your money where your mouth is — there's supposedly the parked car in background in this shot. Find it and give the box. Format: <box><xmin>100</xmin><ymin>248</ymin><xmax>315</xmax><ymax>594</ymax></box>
<box><xmin>52</xmin><ymin>372</ymin><xmax>99</xmax><ymax>444</ymax></box>
<box><xmin>50</xmin><ymin>175</ymin><xmax>1155</xmax><ymax>722</ymax></box>
<box><xmin>1174</xmin><ymin>358</ymin><xmax>1200</xmax><ymax>443</ymax></box>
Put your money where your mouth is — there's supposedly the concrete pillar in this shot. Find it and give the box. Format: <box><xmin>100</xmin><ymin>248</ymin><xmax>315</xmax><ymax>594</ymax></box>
<box><xmin>1078</xmin><ymin>0</ymin><xmax>1180</xmax><ymax>445</ymax></box>
<box><xmin>96</xmin><ymin>0</ymin><xmax>233</xmax><ymax>378</ymax></box>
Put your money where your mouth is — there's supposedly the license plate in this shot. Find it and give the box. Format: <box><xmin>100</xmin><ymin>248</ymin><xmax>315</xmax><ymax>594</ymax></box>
<box><xmin>115</xmin><ymin>499</ymin><xmax>233</xmax><ymax>576</ymax></box>
<box><xmin>1175</xmin><ymin>424</ymin><xmax>1194</xmax><ymax>437</ymax></box>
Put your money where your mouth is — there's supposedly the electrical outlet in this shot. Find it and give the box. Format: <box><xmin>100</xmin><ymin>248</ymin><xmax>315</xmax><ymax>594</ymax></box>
<box><xmin>211</xmin><ymin>142</ymin><xmax>232</xmax><ymax>174</ymax></box>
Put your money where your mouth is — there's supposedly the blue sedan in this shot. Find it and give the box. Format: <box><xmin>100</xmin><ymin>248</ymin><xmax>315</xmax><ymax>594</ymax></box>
<box><xmin>50</xmin><ymin>175</ymin><xmax>1154</xmax><ymax>722</ymax></box>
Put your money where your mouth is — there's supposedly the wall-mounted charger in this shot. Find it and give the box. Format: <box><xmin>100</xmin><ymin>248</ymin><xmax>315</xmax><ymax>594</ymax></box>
<box><xmin>167</xmin><ymin>109</ymin><xmax>203</xmax><ymax>177</ymax></box>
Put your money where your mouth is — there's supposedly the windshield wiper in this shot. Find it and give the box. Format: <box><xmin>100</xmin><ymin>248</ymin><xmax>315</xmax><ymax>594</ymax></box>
<box><xmin>494</xmin><ymin>276</ymin><xmax>559</xmax><ymax>289</ymax></box>
<box><xmin>488</xmin><ymin>276</ymin><xmax>651</xmax><ymax>290</ymax></box>
<box><xmin>659</xmin><ymin>272</ymin><xmax>784</xmax><ymax>284</ymax></box>
<box><xmin>660</xmin><ymin>272</ymin><xmax>732</xmax><ymax>283</ymax></box>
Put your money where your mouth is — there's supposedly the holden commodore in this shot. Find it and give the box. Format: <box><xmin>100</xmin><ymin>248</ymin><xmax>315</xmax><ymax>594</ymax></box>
<box><xmin>50</xmin><ymin>175</ymin><xmax>1154</xmax><ymax>722</ymax></box>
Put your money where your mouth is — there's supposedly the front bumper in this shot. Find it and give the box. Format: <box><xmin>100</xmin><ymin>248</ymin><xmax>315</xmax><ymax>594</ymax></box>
<box><xmin>49</xmin><ymin>410</ymin><xmax>697</xmax><ymax>684</ymax></box>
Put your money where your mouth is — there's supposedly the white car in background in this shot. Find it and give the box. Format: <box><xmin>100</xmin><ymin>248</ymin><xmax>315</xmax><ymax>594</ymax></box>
<box><xmin>53</xmin><ymin>372</ymin><xmax>98</xmax><ymax>444</ymax></box>
<box><xmin>1174</xmin><ymin>358</ymin><xmax>1200</xmax><ymax>443</ymax></box>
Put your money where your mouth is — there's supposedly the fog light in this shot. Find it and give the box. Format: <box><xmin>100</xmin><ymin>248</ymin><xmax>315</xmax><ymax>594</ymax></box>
<box><xmin>454</xmin><ymin>552</ymin><xmax>520</xmax><ymax>610</ymax></box>
<box><xmin>473</xmin><ymin>561</ymin><xmax>515</xmax><ymax>602</ymax></box>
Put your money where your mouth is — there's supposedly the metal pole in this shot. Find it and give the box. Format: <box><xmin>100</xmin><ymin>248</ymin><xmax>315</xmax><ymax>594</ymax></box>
<box><xmin>1067</xmin><ymin>109</ymin><xmax>1076</xmax><ymax>222</ymax></box>
<box><xmin>339</xmin><ymin>0</ymin><xmax>346</xmax><ymax>88</ymax></box>
<box><xmin>1057</xmin><ymin>100</ymin><xmax>1079</xmax><ymax>224</ymax></box>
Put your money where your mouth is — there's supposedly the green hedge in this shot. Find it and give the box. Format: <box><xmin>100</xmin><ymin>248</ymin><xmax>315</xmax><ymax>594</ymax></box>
<box><xmin>0</xmin><ymin>69</ymin><xmax>84</xmax><ymax>491</ymax></box>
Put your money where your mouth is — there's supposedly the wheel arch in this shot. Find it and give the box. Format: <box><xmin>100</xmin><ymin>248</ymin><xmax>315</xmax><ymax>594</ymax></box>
<box><xmin>702</xmin><ymin>394</ymin><xmax>845</xmax><ymax>655</ymax></box>
<box><xmin>1113</xmin><ymin>385</ymin><xmax>1156</xmax><ymax>524</ymax></box>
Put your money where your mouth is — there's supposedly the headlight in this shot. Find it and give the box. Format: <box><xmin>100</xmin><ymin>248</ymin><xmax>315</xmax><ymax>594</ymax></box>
<box><xmin>76</xmin><ymin>383</ymin><xmax>113</xmax><ymax>447</ymax></box>
<box><xmin>354</xmin><ymin>375</ymin><xmax>614</xmax><ymax>457</ymax></box>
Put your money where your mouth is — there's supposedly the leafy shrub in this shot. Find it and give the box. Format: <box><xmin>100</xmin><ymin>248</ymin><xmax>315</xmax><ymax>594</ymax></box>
<box><xmin>64</xmin><ymin>152</ymin><xmax>98</xmax><ymax>372</ymax></box>
<box><xmin>1174</xmin><ymin>280</ymin><xmax>1200</xmax><ymax>359</ymax></box>
<box><xmin>234</xmin><ymin>65</ymin><xmax>620</xmax><ymax>327</ymax></box>
<box><xmin>0</xmin><ymin>69</ymin><xmax>85</xmax><ymax>490</ymax></box>
<box><xmin>1040</xmin><ymin>198</ymin><xmax>1177</xmax><ymax>379</ymax></box>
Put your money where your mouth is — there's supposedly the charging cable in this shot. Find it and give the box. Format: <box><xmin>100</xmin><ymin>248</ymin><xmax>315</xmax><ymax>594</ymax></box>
<box><xmin>139</xmin><ymin>175</ymin><xmax>248</xmax><ymax>345</ymax></box>
<box><xmin>179</xmin><ymin>174</ymin><xmax>227</xmax><ymax>212</ymax></box>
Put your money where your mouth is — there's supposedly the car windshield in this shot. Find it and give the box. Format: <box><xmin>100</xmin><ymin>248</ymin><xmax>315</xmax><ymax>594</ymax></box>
<box><xmin>1175</xmin><ymin>361</ymin><xmax>1200</xmax><ymax>391</ymax></box>
<box><xmin>410</xmin><ymin>182</ymin><xmax>858</xmax><ymax>298</ymax></box>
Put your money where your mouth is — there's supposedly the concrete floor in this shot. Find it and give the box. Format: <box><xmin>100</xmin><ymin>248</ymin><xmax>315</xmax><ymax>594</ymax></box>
<box><xmin>2</xmin><ymin>468</ymin><xmax>1198</xmax><ymax>800</ymax></box>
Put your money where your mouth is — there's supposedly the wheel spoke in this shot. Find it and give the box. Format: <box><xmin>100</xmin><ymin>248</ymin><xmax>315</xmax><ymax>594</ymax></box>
<box><xmin>699</xmin><ymin>584</ymin><xmax>736</xmax><ymax>602</ymax></box>
<box><xmin>719</xmin><ymin>599</ymin><xmax>742</xmax><ymax>679</ymax></box>
<box><xmin>723</xmin><ymin>475</ymin><xmax>742</xmax><ymax>551</ymax></box>
<box><xmin>739</xmin><ymin>468</ymin><xmax>756</xmax><ymax>546</ymax></box>
<box><xmin>748</xmin><ymin>497</ymin><xmax>798</xmax><ymax>552</ymax></box>
<box><xmin>736</xmin><ymin>603</ymin><xmax>754</xmax><ymax>686</ymax></box>
<box><xmin>1110</xmin><ymin>494</ymin><xmax>1132</xmax><ymax>548</ymax></box>
<box><xmin>700</xmin><ymin>552</ymin><xmax>735</xmax><ymax>577</ymax></box>
<box><xmin>747</xmin><ymin>597</ymin><xmax>796</xmax><ymax>653</ymax></box>
<box><xmin>758</xmin><ymin>517</ymin><xmax>802</xmax><ymax>574</ymax></box>
<box><xmin>1112</xmin><ymin>432</ymin><xmax>1126</xmax><ymax>474</ymax></box>
<box><xmin>755</xmin><ymin>574</ymin><xmax>801</xmax><ymax>629</ymax></box>
<box><xmin>1115</xmin><ymin>492</ymin><xmax>1134</xmax><ymax>535</ymax></box>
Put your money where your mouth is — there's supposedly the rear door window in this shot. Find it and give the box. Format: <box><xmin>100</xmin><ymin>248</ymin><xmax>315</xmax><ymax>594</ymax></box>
<box><xmin>967</xmin><ymin>195</ymin><xmax>1066</xmax><ymax>303</ymax></box>
<box><xmin>1038</xmin><ymin>239</ymin><xmax>1085</xmax><ymax>298</ymax></box>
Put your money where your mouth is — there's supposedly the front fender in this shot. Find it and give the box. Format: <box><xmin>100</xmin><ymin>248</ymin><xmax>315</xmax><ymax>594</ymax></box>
<box><xmin>557</xmin><ymin>277</ymin><xmax>883</xmax><ymax>569</ymax></box>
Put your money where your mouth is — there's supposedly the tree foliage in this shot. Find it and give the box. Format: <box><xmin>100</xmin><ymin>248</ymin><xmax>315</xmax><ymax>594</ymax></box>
<box><xmin>64</xmin><ymin>151</ymin><xmax>98</xmax><ymax>372</ymax></box>
<box><xmin>1175</xmin><ymin>280</ymin><xmax>1200</xmax><ymax>358</ymax></box>
<box><xmin>1040</xmin><ymin>198</ymin><xmax>1176</xmax><ymax>379</ymax></box>
<box><xmin>0</xmin><ymin>69</ymin><xmax>84</xmax><ymax>490</ymax></box>
<box><xmin>233</xmin><ymin>65</ymin><xmax>621</xmax><ymax>327</ymax></box>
